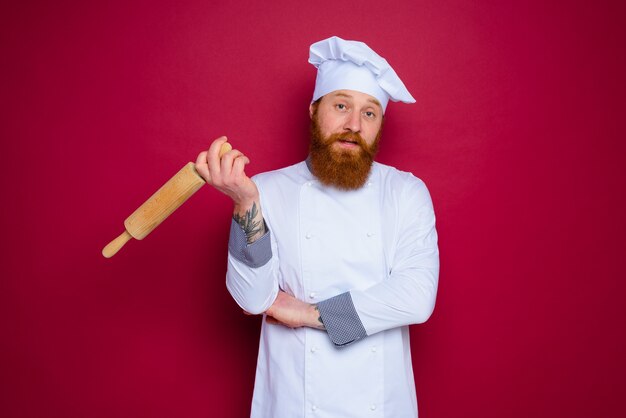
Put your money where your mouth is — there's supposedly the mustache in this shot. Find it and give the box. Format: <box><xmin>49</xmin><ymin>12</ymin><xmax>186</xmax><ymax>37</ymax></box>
<box><xmin>325</xmin><ymin>132</ymin><xmax>367</xmax><ymax>148</ymax></box>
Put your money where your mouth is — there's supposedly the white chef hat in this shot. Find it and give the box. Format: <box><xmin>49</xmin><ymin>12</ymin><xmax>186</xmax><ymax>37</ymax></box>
<box><xmin>309</xmin><ymin>36</ymin><xmax>415</xmax><ymax>113</ymax></box>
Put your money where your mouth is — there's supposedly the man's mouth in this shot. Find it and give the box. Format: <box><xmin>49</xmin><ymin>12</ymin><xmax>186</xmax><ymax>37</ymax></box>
<box><xmin>337</xmin><ymin>137</ymin><xmax>360</xmax><ymax>146</ymax></box>
<box><xmin>335</xmin><ymin>139</ymin><xmax>359</xmax><ymax>149</ymax></box>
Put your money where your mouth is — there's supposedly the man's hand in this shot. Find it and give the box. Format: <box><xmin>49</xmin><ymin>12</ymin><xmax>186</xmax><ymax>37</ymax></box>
<box><xmin>196</xmin><ymin>136</ymin><xmax>266</xmax><ymax>243</ymax></box>
<box><xmin>195</xmin><ymin>136</ymin><xmax>259</xmax><ymax>208</ymax></box>
<box><xmin>259</xmin><ymin>290</ymin><xmax>325</xmax><ymax>330</ymax></box>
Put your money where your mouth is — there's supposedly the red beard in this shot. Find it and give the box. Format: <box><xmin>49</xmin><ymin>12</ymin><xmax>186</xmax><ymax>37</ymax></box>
<box><xmin>308</xmin><ymin>113</ymin><xmax>382</xmax><ymax>190</ymax></box>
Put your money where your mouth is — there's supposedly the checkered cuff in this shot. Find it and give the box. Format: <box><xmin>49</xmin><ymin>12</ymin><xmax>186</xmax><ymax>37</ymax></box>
<box><xmin>228</xmin><ymin>218</ymin><xmax>272</xmax><ymax>268</ymax></box>
<box><xmin>317</xmin><ymin>292</ymin><xmax>367</xmax><ymax>347</ymax></box>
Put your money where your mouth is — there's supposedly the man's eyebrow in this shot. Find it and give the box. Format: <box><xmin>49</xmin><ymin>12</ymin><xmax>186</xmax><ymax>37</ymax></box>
<box><xmin>332</xmin><ymin>92</ymin><xmax>382</xmax><ymax>109</ymax></box>
<box><xmin>367</xmin><ymin>97</ymin><xmax>382</xmax><ymax>109</ymax></box>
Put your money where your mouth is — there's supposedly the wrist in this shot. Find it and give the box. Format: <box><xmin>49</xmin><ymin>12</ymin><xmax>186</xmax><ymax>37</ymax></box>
<box><xmin>306</xmin><ymin>304</ymin><xmax>325</xmax><ymax>330</ymax></box>
<box><xmin>231</xmin><ymin>184</ymin><xmax>259</xmax><ymax>209</ymax></box>
<box><xmin>233</xmin><ymin>196</ymin><xmax>259</xmax><ymax>215</ymax></box>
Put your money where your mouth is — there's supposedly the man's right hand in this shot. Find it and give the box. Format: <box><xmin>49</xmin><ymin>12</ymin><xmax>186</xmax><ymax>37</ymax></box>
<box><xmin>195</xmin><ymin>136</ymin><xmax>259</xmax><ymax>208</ymax></box>
<box><xmin>196</xmin><ymin>136</ymin><xmax>266</xmax><ymax>244</ymax></box>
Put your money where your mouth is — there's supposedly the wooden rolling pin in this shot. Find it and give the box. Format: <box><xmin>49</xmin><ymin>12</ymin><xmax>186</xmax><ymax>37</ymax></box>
<box><xmin>102</xmin><ymin>142</ymin><xmax>232</xmax><ymax>258</ymax></box>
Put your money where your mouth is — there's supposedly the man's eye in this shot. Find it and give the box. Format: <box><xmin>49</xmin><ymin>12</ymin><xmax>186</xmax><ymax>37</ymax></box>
<box><xmin>336</xmin><ymin>104</ymin><xmax>346</xmax><ymax>110</ymax></box>
<box><xmin>364</xmin><ymin>111</ymin><xmax>376</xmax><ymax>118</ymax></box>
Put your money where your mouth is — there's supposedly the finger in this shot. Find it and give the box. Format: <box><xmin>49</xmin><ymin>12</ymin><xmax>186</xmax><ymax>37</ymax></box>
<box><xmin>207</xmin><ymin>136</ymin><xmax>229</xmax><ymax>181</ymax></box>
<box><xmin>195</xmin><ymin>150</ymin><xmax>208</xmax><ymax>167</ymax></box>
<box><xmin>230</xmin><ymin>154</ymin><xmax>249</xmax><ymax>182</ymax></box>
<box><xmin>194</xmin><ymin>151</ymin><xmax>211</xmax><ymax>182</ymax></box>
<box><xmin>220</xmin><ymin>149</ymin><xmax>245</xmax><ymax>179</ymax></box>
<box><xmin>233</xmin><ymin>153</ymin><xmax>250</xmax><ymax>169</ymax></box>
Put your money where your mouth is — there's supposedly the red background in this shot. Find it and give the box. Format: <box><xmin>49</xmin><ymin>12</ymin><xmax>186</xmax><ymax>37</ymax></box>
<box><xmin>2</xmin><ymin>1</ymin><xmax>625</xmax><ymax>417</ymax></box>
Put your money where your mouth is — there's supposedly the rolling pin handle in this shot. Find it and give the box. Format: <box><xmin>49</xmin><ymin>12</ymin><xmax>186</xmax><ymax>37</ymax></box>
<box><xmin>102</xmin><ymin>230</ymin><xmax>133</xmax><ymax>258</ymax></box>
<box><xmin>219</xmin><ymin>141</ymin><xmax>233</xmax><ymax>157</ymax></box>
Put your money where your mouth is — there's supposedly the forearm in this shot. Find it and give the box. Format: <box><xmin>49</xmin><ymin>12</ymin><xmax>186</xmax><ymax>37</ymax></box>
<box><xmin>226</xmin><ymin>196</ymin><xmax>278</xmax><ymax>314</ymax></box>
<box><xmin>263</xmin><ymin>290</ymin><xmax>325</xmax><ymax>330</ymax></box>
<box><xmin>349</xmin><ymin>264</ymin><xmax>439</xmax><ymax>335</ymax></box>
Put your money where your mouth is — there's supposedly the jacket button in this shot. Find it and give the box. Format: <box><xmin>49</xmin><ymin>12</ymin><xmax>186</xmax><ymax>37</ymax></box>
<box><xmin>309</xmin><ymin>292</ymin><xmax>317</xmax><ymax>299</ymax></box>
<box><xmin>371</xmin><ymin>346</ymin><xmax>377</xmax><ymax>353</ymax></box>
<box><xmin>366</xmin><ymin>232</ymin><xmax>374</xmax><ymax>237</ymax></box>
<box><xmin>311</xmin><ymin>405</ymin><xmax>317</xmax><ymax>411</ymax></box>
<box><xmin>306</xmin><ymin>233</ymin><xmax>313</xmax><ymax>239</ymax></box>
<box><xmin>370</xmin><ymin>404</ymin><xmax>377</xmax><ymax>410</ymax></box>
<box><xmin>310</xmin><ymin>346</ymin><xmax>317</xmax><ymax>353</ymax></box>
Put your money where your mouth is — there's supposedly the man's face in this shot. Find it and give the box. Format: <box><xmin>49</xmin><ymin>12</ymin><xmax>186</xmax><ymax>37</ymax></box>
<box><xmin>310</xmin><ymin>90</ymin><xmax>383</xmax><ymax>150</ymax></box>
<box><xmin>308</xmin><ymin>90</ymin><xmax>384</xmax><ymax>190</ymax></box>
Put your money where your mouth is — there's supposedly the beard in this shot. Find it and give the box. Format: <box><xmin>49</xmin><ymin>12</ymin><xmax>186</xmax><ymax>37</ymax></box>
<box><xmin>308</xmin><ymin>113</ymin><xmax>382</xmax><ymax>190</ymax></box>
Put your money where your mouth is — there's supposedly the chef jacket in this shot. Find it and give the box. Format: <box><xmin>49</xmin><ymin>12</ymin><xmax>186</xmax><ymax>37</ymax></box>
<box><xmin>226</xmin><ymin>160</ymin><xmax>439</xmax><ymax>418</ymax></box>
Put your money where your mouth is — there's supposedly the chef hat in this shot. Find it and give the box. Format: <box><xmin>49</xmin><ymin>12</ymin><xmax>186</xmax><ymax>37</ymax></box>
<box><xmin>309</xmin><ymin>36</ymin><xmax>415</xmax><ymax>113</ymax></box>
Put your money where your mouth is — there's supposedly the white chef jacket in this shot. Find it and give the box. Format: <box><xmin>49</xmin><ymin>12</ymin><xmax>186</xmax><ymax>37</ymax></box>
<box><xmin>226</xmin><ymin>160</ymin><xmax>439</xmax><ymax>418</ymax></box>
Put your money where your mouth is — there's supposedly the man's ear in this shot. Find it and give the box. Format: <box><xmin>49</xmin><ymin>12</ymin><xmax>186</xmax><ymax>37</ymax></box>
<box><xmin>309</xmin><ymin>103</ymin><xmax>314</xmax><ymax>119</ymax></box>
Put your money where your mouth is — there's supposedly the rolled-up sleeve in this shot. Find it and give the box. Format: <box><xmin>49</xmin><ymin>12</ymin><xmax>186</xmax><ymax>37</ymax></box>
<box><xmin>317</xmin><ymin>292</ymin><xmax>367</xmax><ymax>347</ymax></box>
<box><xmin>228</xmin><ymin>219</ymin><xmax>272</xmax><ymax>268</ymax></box>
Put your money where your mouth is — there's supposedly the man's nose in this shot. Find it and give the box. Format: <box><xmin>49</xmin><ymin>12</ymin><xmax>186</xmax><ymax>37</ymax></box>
<box><xmin>343</xmin><ymin>111</ymin><xmax>361</xmax><ymax>133</ymax></box>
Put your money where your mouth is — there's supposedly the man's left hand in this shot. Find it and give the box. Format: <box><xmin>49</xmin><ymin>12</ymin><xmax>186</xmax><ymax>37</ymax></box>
<box><xmin>244</xmin><ymin>290</ymin><xmax>325</xmax><ymax>330</ymax></box>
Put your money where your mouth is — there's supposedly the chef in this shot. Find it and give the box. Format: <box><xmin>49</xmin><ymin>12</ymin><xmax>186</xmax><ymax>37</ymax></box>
<box><xmin>195</xmin><ymin>36</ymin><xmax>439</xmax><ymax>418</ymax></box>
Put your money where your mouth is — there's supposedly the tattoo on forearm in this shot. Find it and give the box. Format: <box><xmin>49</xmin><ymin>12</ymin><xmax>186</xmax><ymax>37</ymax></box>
<box><xmin>233</xmin><ymin>202</ymin><xmax>266</xmax><ymax>244</ymax></box>
<box><xmin>314</xmin><ymin>304</ymin><xmax>325</xmax><ymax>330</ymax></box>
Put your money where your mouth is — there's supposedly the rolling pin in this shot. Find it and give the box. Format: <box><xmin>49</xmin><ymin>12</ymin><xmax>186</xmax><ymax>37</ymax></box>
<box><xmin>102</xmin><ymin>142</ymin><xmax>232</xmax><ymax>258</ymax></box>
